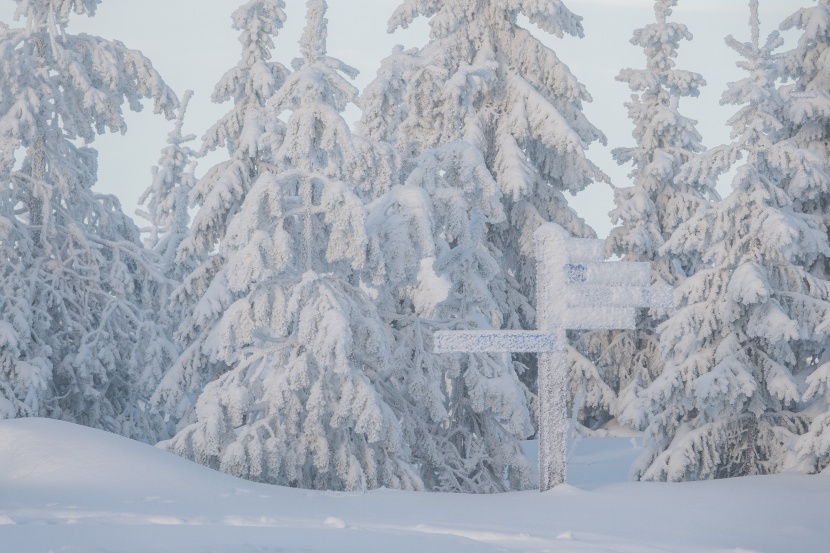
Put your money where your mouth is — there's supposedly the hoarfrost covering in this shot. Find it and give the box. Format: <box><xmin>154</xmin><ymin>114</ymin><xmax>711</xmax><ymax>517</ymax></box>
<box><xmin>570</xmin><ymin>0</ymin><xmax>712</xmax><ymax>433</ymax></box>
<box><xmin>0</xmin><ymin>0</ymin><xmax>178</xmax><ymax>442</ymax></box>
<box><xmin>636</xmin><ymin>0</ymin><xmax>830</xmax><ymax>481</ymax></box>
<box><xmin>160</xmin><ymin>0</ymin><xmax>421</xmax><ymax>492</ymax></box>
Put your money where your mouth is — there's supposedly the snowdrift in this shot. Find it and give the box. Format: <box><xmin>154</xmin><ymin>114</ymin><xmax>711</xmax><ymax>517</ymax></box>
<box><xmin>0</xmin><ymin>418</ymin><xmax>827</xmax><ymax>553</ymax></box>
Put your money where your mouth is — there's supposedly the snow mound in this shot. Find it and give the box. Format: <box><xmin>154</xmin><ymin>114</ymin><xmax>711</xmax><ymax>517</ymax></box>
<box><xmin>1</xmin><ymin>418</ymin><xmax>828</xmax><ymax>553</ymax></box>
<box><xmin>0</xmin><ymin>418</ymin><xmax>228</xmax><ymax>495</ymax></box>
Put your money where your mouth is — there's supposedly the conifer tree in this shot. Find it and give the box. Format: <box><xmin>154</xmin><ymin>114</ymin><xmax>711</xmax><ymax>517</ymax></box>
<box><xmin>570</xmin><ymin>0</ymin><xmax>712</xmax><ymax>431</ymax></box>
<box><xmin>635</xmin><ymin>0</ymin><xmax>830</xmax><ymax>481</ymax></box>
<box><xmin>151</xmin><ymin>0</ymin><xmax>290</xmax><ymax>426</ymax></box>
<box><xmin>137</xmin><ymin>89</ymin><xmax>199</xmax><ymax>281</ymax></box>
<box><xmin>136</xmin><ymin>89</ymin><xmax>200</xmax><ymax>353</ymax></box>
<box><xmin>368</xmin><ymin>142</ymin><xmax>534</xmax><ymax>491</ymax></box>
<box><xmin>360</xmin><ymin>0</ymin><xmax>605</xmax><ymax>491</ymax></box>
<box><xmin>779</xmin><ymin>0</ymin><xmax>830</xmax><ymax>474</ymax></box>
<box><xmin>159</xmin><ymin>0</ymin><xmax>422</xmax><ymax>492</ymax></box>
<box><xmin>0</xmin><ymin>0</ymin><xmax>178</xmax><ymax>441</ymax></box>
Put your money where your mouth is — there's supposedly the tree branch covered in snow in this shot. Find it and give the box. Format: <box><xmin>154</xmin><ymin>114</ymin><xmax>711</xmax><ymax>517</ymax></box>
<box><xmin>0</xmin><ymin>0</ymin><xmax>179</xmax><ymax>442</ymax></box>
<box><xmin>635</xmin><ymin>2</ymin><xmax>830</xmax><ymax>481</ymax></box>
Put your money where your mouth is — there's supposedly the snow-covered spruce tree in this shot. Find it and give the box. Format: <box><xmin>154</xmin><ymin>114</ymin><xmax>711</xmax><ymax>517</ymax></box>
<box><xmin>137</xmin><ymin>89</ymin><xmax>199</xmax><ymax>281</ymax></box>
<box><xmin>635</xmin><ymin>1</ymin><xmax>830</xmax><ymax>481</ymax></box>
<box><xmin>151</xmin><ymin>0</ymin><xmax>289</xmax><ymax>427</ymax></box>
<box><xmin>374</xmin><ymin>0</ymin><xmax>607</xmax><ymax>302</ymax></box>
<box><xmin>360</xmin><ymin>0</ymin><xmax>606</xmax><ymax>490</ymax></box>
<box><xmin>136</xmin><ymin>90</ymin><xmax>201</xmax><ymax>366</ymax></box>
<box><xmin>160</xmin><ymin>0</ymin><xmax>421</xmax><ymax>492</ymax></box>
<box><xmin>367</xmin><ymin>142</ymin><xmax>534</xmax><ymax>492</ymax></box>
<box><xmin>134</xmin><ymin>91</ymin><xmax>199</xmax><ymax>439</ymax></box>
<box><xmin>570</xmin><ymin>0</ymin><xmax>712</xmax><ymax>431</ymax></box>
<box><xmin>0</xmin><ymin>0</ymin><xmax>178</xmax><ymax>442</ymax></box>
<box><xmin>778</xmin><ymin>0</ymin><xmax>830</xmax><ymax>473</ymax></box>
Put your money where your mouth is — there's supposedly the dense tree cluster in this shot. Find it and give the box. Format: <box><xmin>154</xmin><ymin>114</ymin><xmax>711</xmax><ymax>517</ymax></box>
<box><xmin>3</xmin><ymin>0</ymin><xmax>830</xmax><ymax>491</ymax></box>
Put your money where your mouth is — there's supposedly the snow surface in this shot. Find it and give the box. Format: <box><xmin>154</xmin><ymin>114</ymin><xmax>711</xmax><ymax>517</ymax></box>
<box><xmin>1</xmin><ymin>419</ymin><xmax>827</xmax><ymax>553</ymax></box>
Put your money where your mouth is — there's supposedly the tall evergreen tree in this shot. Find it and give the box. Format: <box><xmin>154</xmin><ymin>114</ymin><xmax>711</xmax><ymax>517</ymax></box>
<box><xmin>635</xmin><ymin>0</ymin><xmax>830</xmax><ymax>481</ymax></box>
<box><xmin>135</xmin><ymin>91</ymin><xmax>199</xmax><ymax>439</ymax></box>
<box><xmin>137</xmin><ymin>89</ymin><xmax>199</xmax><ymax>280</ymax></box>
<box><xmin>151</xmin><ymin>0</ymin><xmax>290</xmax><ymax>426</ymax></box>
<box><xmin>570</xmin><ymin>0</ymin><xmax>712</xmax><ymax>431</ymax></box>
<box><xmin>360</xmin><ymin>0</ymin><xmax>605</xmax><ymax>491</ymax></box>
<box><xmin>159</xmin><ymin>0</ymin><xmax>422</xmax><ymax>492</ymax></box>
<box><xmin>368</xmin><ymin>141</ymin><xmax>534</xmax><ymax>492</ymax></box>
<box><xmin>0</xmin><ymin>0</ymin><xmax>178</xmax><ymax>442</ymax></box>
<box><xmin>137</xmin><ymin>89</ymin><xmax>201</xmax><ymax>344</ymax></box>
<box><xmin>779</xmin><ymin>0</ymin><xmax>830</xmax><ymax>473</ymax></box>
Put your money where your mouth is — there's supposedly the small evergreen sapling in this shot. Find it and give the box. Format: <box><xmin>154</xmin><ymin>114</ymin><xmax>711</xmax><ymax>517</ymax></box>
<box><xmin>138</xmin><ymin>89</ymin><xmax>199</xmax><ymax>278</ymax></box>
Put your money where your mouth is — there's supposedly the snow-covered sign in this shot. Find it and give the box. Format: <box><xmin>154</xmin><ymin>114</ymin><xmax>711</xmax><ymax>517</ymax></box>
<box><xmin>433</xmin><ymin>331</ymin><xmax>559</xmax><ymax>353</ymax></box>
<box><xmin>434</xmin><ymin>223</ymin><xmax>673</xmax><ymax>491</ymax></box>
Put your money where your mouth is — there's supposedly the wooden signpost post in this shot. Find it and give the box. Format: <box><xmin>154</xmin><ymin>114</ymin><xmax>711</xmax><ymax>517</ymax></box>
<box><xmin>434</xmin><ymin>223</ymin><xmax>672</xmax><ymax>491</ymax></box>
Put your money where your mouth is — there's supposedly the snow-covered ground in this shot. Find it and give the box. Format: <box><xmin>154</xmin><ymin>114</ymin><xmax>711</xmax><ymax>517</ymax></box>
<box><xmin>1</xmin><ymin>418</ymin><xmax>826</xmax><ymax>553</ymax></box>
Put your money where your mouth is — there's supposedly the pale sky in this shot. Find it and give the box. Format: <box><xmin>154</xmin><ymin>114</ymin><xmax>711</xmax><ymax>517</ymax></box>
<box><xmin>0</xmin><ymin>0</ymin><xmax>802</xmax><ymax>237</ymax></box>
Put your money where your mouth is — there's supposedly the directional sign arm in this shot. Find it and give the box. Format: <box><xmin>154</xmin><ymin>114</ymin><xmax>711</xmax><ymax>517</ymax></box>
<box><xmin>433</xmin><ymin>330</ymin><xmax>560</xmax><ymax>353</ymax></box>
<box><xmin>565</xmin><ymin>262</ymin><xmax>652</xmax><ymax>286</ymax></box>
<box><xmin>566</xmin><ymin>283</ymin><xmax>676</xmax><ymax>310</ymax></box>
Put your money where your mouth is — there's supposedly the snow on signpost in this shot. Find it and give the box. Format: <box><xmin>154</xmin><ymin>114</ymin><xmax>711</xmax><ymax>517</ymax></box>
<box><xmin>434</xmin><ymin>223</ymin><xmax>673</xmax><ymax>491</ymax></box>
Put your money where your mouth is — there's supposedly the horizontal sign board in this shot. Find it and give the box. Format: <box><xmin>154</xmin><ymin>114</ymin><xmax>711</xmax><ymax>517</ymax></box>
<box><xmin>566</xmin><ymin>283</ymin><xmax>674</xmax><ymax>309</ymax></box>
<box><xmin>564</xmin><ymin>262</ymin><xmax>651</xmax><ymax>287</ymax></box>
<box><xmin>433</xmin><ymin>330</ymin><xmax>560</xmax><ymax>353</ymax></box>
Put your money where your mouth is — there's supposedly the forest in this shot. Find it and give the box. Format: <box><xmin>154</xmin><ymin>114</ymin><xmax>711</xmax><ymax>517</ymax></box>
<box><xmin>2</xmin><ymin>0</ymin><xmax>830</xmax><ymax>496</ymax></box>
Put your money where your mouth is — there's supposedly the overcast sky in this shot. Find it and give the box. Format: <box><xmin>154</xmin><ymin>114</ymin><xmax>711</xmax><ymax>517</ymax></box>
<box><xmin>0</xmin><ymin>0</ymin><xmax>802</xmax><ymax>237</ymax></box>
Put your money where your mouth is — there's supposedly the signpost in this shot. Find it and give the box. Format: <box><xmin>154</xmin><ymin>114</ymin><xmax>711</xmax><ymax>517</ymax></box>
<box><xmin>434</xmin><ymin>223</ymin><xmax>672</xmax><ymax>491</ymax></box>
